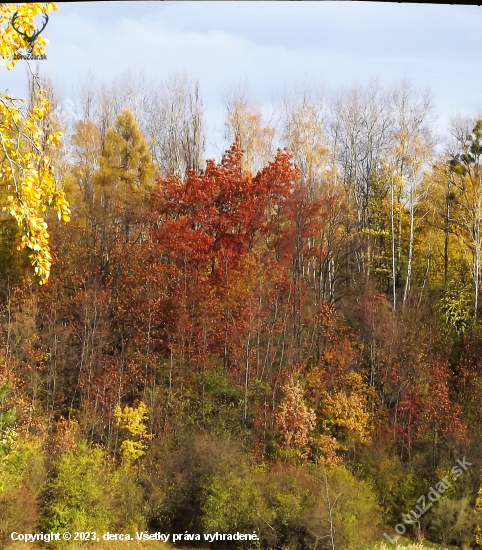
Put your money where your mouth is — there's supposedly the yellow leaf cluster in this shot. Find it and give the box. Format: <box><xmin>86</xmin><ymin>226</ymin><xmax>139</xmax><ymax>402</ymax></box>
<box><xmin>114</xmin><ymin>401</ymin><xmax>148</xmax><ymax>437</ymax></box>
<box><xmin>319</xmin><ymin>372</ymin><xmax>376</xmax><ymax>445</ymax></box>
<box><xmin>1</xmin><ymin>8</ymin><xmax>70</xmax><ymax>283</ymax></box>
<box><xmin>118</xmin><ymin>439</ymin><xmax>146</xmax><ymax>461</ymax></box>
<box><xmin>114</xmin><ymin>401</ymin><xmax>149</xmax><ymax>461</ymax></box>
<box><xmin>0</xmin><ymin>93</ymin><xmax>71</xmax><ymax>282</ymax></box>
<box><xmin>0</xmin><ymin>426</ymin><xmax>19</xmax><ymax>458</ymax></box>
<box><xmin>312</xmin><ymin>432</ymin><xmax>341</xmax><ymax>466</ymax></box>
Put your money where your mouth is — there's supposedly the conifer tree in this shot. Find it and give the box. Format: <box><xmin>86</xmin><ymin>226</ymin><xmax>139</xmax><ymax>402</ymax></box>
<box><xmin>92</xmin><ymin>109</ymin><xmax>156</xmax><ymax>270</ymax></box>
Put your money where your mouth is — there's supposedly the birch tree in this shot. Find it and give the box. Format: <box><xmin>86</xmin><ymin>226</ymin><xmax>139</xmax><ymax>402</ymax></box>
<box><xmin>0</xmin><ymin>3</ymin><xmax>70</xmax><ymax>283</ymax></box>
<box><xmin>329</xmin><ymin>82</ymin><xmax>393</xmax><ymax>281</ymax></box>
<box><xmin>390</xmin><ymin>82</ymin><xmax>434</xmax><ymax>305</ymax></box>
<box><xmin>449</xmin><ymin>119</ymin><xmax>482</xmax><ymax>319</ymax></box>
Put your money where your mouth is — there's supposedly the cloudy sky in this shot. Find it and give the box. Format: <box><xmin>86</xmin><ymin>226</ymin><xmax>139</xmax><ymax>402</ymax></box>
<box><xmin>3</xmin><ymin>1</ymin><xmax>482</xmax><ymax>156</ymax></box>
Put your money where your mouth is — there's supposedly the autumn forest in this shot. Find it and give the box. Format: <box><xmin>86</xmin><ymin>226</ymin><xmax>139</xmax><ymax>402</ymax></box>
<box><xmin>3</xmin><ymin>10</ymin><xmax>482</xmax><ymax>548</ymax></box>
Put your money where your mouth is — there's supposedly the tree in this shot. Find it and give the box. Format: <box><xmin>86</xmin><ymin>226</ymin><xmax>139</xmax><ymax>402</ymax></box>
<box><xmin>224</xmin><ymin>87</ymin><xmax>275</xmax><ymax>175</ymax></box>
<box><xmin>330</xmin><ymin>81</ymin><xmax>392</xmax><ymax>274</ymax></box>
<box><xmin>0</xmin><ymin>3</ymin><xmax>70</xmax><ymax>283</ymax></box>
<box><xmin>149</xmin><ymin>74</ymin><xmax>205</xmax><ymax>178</ymax></box>
<box><xmin>448</xmin><ymin>119</ymin><xmax>482</xmax><ymax>319</ymax></box>
<box><xmin>92</xmin><ymin>109</ymin><xmax>156</xmax><ymax>271</ymax></box>
<box><xmin>318</xmin><ymin>372</ymin><xmax>376</xmax><ymax>448</ymax></box>
<box><xmin>419</xmin><ymin>356</ymin><xmax>466</xmax><ymax>464</ymax></box>
<box><xmin>114</xmin><ymin>401</ymin><xmax>149</xmax><ymax>461</ymax></box>
<box><xmin>151</xmin><ymin>141</ymin><xmax>299</xmax><ymax>424</ymax></box>
<box><xmin>390</xmin><ymin>82</ymin><xmax>433</xmax><ymax>305</ymax></box>
<box><xmin>279</xmin><ymin>84</ymin><xmax>329</xmax><ymax>191</ymax></box>
<box><xmin>276</xmin><ymin>377</ymin><xmax>316</xmax><ymax>457</ymax></box>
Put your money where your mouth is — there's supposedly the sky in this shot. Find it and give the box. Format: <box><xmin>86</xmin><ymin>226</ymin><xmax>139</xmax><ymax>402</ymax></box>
<box><xmin>2</xmin><ymin>1</ymin><xmax>482</xmax><ymax>157</ymax></box>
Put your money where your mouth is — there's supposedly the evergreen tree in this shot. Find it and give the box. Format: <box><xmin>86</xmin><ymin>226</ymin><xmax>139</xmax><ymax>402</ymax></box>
<box><xmin>92</xmin><ymin>109</ymin><xmax>156</xmax><ymax>271</ymax></box>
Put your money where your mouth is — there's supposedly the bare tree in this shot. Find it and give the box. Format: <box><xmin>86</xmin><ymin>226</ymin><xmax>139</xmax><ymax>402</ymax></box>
<box><xmin>278</xmin><ymin>83</ymin><xmax>328</xmax><ymax>191</ymax></box>
<box><xmin>223</xmin><ymin>85</ymin><xmax>276</xmax><ymax>175</ymax></box>
<box><xmin>329</xmin><ymin>81</ymin><xmax>393</xmax><ymax>283</ymax></box>
<box><xmin>147</xmin><ymin>74</ymin><xmax>205</xmax><ymax>178</ymax></box>
<box><xmin>330</xmin><ymin>80</ymin><xmax>393</xmax><ymax>231</ymax></box>
<box><xmin>77</xmin><ymin>71</ymin><xmax>206</xmax><ymax>179</ymax></box>
<box><xmin>390</xmin><ymin>80</ymin><xmax>434</xmax><ymax>305</ymax></box>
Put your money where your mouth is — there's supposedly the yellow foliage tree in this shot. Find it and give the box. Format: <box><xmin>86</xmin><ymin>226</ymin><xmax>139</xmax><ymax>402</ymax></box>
<box><xmin>319</xmin><ymin>372</ymin><xmax>376</xmax><ymax>447</ymax></box>
<box><xmin>113</xmin><ymin>401</ymin><xmax>149</xmax><ymax>461</ymax></box>
<box><xmin>0</xmin><ymin>3</ymin><xmax>70</xmax><ymax>283</ymax></box>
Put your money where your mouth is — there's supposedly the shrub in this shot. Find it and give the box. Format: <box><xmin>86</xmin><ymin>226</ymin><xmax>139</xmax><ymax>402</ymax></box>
<box><xmin>41</xmin><ymin>442</ymin><xmax>147</xmax><ymax>543</ymax></box>
<box><xmin>262</xmin><ymin>465</ymin><xmax>380</xmax><ymax>550</ymax></box>
<box><xmin>201</xmin><ymin>469</ymin><xmax>265</xmax><ymax>548</ymax></box>
<box><xmin>428</xmin><ymin>497</ymin><xmax>475</xmax><ymax>547</ymax></box>
<box><xmin>153</xmin><ymin>432</ymin><xmax>245</xmax><ymax>537</ymax></box>
<box><xmin>110</xmin><ymin>465</ymin><xmax>148</xmax><ymax>532</ymax></box>
<box><xmin>41</xmin><ymin>443</ymin><xmax>114</xmax><ymax>537</ymax></box>
<box><xmin>149</xmin><ymin>432</ymin><xmax>380</xmax><ymax>549</ymax></box>
<box><xmin>0</xmin><ymin>438</ymin><xmax>46</xmax><ymax>548</ymax></box>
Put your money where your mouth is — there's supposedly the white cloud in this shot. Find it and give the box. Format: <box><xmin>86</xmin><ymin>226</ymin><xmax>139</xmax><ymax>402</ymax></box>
<box><xmin>3</xmin><ymin>1</ymin><xmax>482</xmax><ymax>157</ymax></box>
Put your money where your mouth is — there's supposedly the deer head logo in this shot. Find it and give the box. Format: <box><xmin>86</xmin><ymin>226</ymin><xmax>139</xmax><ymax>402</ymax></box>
<box><xmin>11</xmin><ymin>11</ymin><xmax>49</xmax><ymax>54</ymax></box>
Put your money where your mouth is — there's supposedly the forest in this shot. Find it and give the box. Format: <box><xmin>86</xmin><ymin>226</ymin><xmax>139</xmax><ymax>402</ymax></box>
<box><xmin>3</xmin><ymin>6</ymin><xmax>482</xmax><ymax>550</ymax></box>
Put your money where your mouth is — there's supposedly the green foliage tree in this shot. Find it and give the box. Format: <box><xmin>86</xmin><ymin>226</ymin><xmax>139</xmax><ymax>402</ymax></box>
<box><xmin>201</xmin><ymin>469</ymin><xmax>266</xmax><ymax>547</ymax></box>
<box><xmin>42</xmin><ymin>442</ymin><xmax>146</xmax><ymax>539</ymax></box>
<box><xmin>42</xmin><ymin>444</ymin><xmax>113</xmax><ymax>535</ymax></box>
<box><xmin>0</xmin><ymin>380</ymin><xmax>15</xmax><ymax>442</ymax></box>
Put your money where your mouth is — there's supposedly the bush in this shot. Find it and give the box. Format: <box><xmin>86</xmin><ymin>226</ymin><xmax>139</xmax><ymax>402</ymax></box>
<box><xmin>428</xmin><ymin>497</ymin><xmax>475</xmax><ymax>547</ymax></box>
<box><xmin>41</xmin><ymin>442</ymin><xmax>147</xmax><ymax>543</ymax></box>
<box><xmin>358</xmin><ymin>448</ymin><xmax>427</xmax><ymax>527</ymax></box>
<box><xmin>110</xmin><ymin>465</ymin><xmax>148</xmax><ymax>532</ymax></box>
<box><xmin>149</xmin><ymin>432</ymin><xmax>380</xmax><ymax>549</ymax></box>
<box><xmin>41</xmin><ymin>443</ymin><xmax>114</xmax><ymax>537</ymax></box>
<box><xmin>201</xmin><ymin>468</ymin><xmax>266</xmax><ymax>547</ymax></box>
<box><xmin>0</xmin><ymin>437</ymin><xmax>46</xmax><ymax>548</ymax></box>
<box><xmin>262</xmin><ymin>465</ymin><xmax>380</xmax><ymax>550</ymax></box>
<box><xmin>152</xmin><ymin>432</ymin><xmax>245</xmax><ymax>537</ymax></box>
